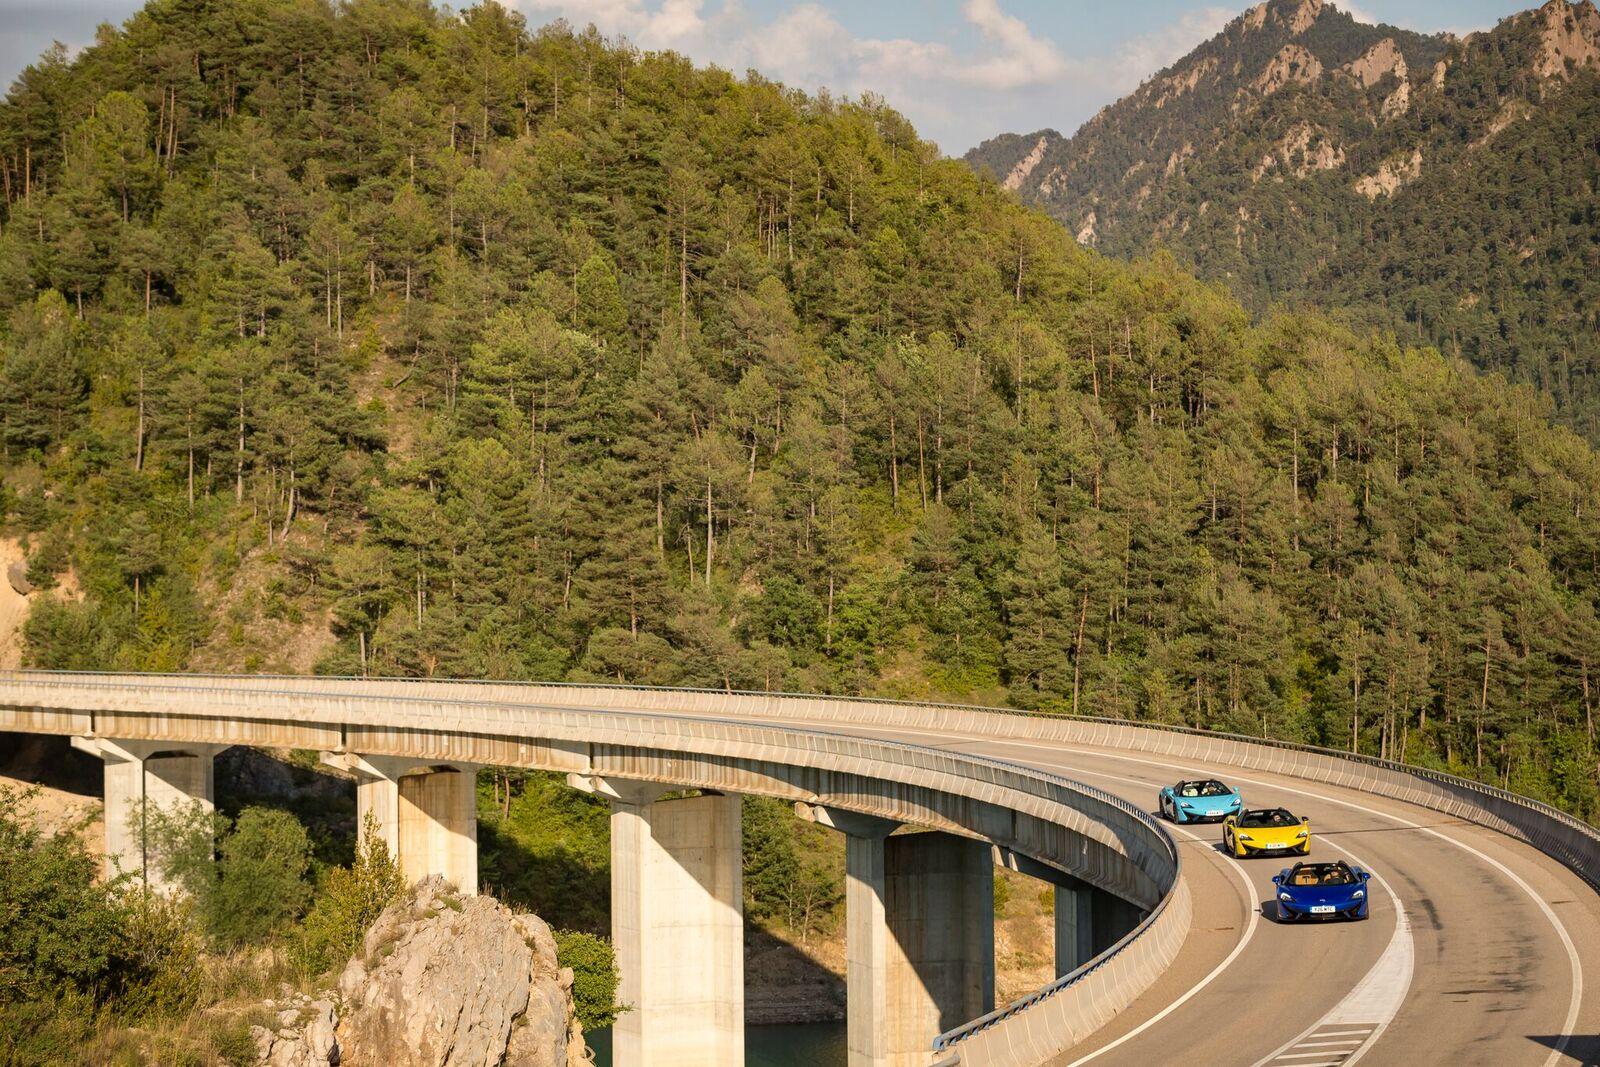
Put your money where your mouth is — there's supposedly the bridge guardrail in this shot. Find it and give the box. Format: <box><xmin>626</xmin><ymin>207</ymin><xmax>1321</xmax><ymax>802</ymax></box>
<box><xmin>0</xmin><ymin>671</ymin><xmax>1189</xmax><ymax>1067</ymax></box>
<box><xmin>8</xmin><ymin>670</ymin><xmax>1598</xmax><ymax>1060</ymax></box>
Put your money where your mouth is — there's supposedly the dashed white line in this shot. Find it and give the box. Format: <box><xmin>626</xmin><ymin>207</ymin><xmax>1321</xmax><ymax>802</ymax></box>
<box><xmin>800</xmin><ymin>721</ymin><xmax>1582</xmax><ymax>1065</ymax></box>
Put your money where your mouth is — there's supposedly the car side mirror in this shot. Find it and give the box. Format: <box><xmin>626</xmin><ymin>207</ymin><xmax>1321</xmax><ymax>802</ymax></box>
<box><xmin>1361</xmin><ymin>872</ymin><xmax>1371</xmax><ymax>881</ymax></box>
<box><xmin>1271</xmin><ymin>874</ymin><xmax>1282</xmax><ymax>885</ymax></box>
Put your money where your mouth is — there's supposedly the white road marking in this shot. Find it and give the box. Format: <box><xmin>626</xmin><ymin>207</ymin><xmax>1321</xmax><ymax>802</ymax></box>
<box><xmin>1258</xmin><ymin>1025</ymin><xmax>1378</xmax><ymax>1066</ymax></box>
<box><xmin>1056</xmin><ymin>763</ymin><xmax>1409</xmax><ymax>1067</ymax></box>
<box><xmin>1050</xmin><ymin>767</ymin><xmax>1261</xmax><ymax>1067</ymax></box>
<box><xmin>1057</xmin><ymin>744</ymin><xmax>1581</xmax><ymax>1067</ymax></box>
<box><xmin>803</xmin><ymin>721</ymin><xmax>1583</xmax><ymax>1066</ymax></box>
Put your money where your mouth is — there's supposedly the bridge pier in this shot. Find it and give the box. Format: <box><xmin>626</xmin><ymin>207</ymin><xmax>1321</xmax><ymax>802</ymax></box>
<box><xmin>804</xmin><ymin>806</ymin><xmax>995</xmax><ymax>1067</ymax></box>
<box><xmin>995</xmin><ymin>846</ymin><xmax>1143</xmax><ymax>975</ymax></box>
<box><xmin>71</xmin><ymin>736</ymin><xmax>221</xmax><ymax>891</ymax></box>
<box><xmin>322</xmin><ymin>753</ymin><xmax>479</xmax><ymax>894</ymax></box>
<box><xmin>571</xmin><ymin>775</ymin><xmax>744</xmax><ymax>1067</ymax></box>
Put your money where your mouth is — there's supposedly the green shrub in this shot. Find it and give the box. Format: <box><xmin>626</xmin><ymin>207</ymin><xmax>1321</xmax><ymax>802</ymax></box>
<box><xmin>0</xmin><ymin>787</ymin><xmax>133</xmax><ymax>1006</ymax></box>
<box><xmin>147</xmin><ymin>802</ymin><xmax>313</xmax><ymax>947</ymax></box>
<box><xmin>293</xmin><ymin>815</ymin><xmax>406</xmax><ymax>975</ymax></box>
<box><xmin>110</xmin><ymin>894</ymin><xmax>202</xmax><ymax>1021</ymax></box>
<box><xmin>0</xmin><ymin>787</ymin><xmax>203</xmax><ymax>1062</ymax></box>
<box><xmin>553</xmin><ymin>929</ymin><xmax>621</xmax><ymax>1030</ymax></box>
<box><xmin>0</xmin><ymin>993</ymin><xmax>98</xmax><ymax>1066</ymax></box>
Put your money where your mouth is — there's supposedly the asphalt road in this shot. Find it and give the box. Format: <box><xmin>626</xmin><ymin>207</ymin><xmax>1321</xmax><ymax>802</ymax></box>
<box><xmin>773</xmin><ymin>718</ymin><xmax>1600</xmax><ymax>1067</ymax></box>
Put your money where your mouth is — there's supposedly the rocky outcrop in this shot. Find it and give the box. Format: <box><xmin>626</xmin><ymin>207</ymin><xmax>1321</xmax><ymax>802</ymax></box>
<box><xmin>1253</xmin><ymin>44</ymin><xmax>1324</xmax><ymax>95</ymax></box>
<box><xmin>1354</xmin><ymin>147</ymin><xmax>1423</xmax><ymax>199</ymax></box>
<box><xmin>1254</xmin><ymin>122</ymin><xmax>1344</xmax><ymax>179</ymax></box>
<box><xmin>336</xmin><ymin>877</ymin><xmax>585</xmax><ymax>1067</ymax></box>
<box><xmin>1344</xmin><ymin>38</ymin><xmax>1408</xmax><ymax>88</ymax></box>
<box><xmin>1532</xmin><ymin>0</ymin><xmax>1600</xmax><ymax>79</ymax></box>
<box><xmin>1002</xmin><ymin>135</ymin><xmax>1051</xmax><ymax>192</ymax></box>
<box><xmin>251</xmin><ymin>996</ymin><xmax>339</xmax><ymax>1067</ymax></box>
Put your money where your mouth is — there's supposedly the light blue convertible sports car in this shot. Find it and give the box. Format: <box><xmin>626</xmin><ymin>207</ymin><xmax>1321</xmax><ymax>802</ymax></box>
<box><xmin>1157</xmin><ymin>778</ymin><xmax>1242</xmax><ymax>824</ymax></box>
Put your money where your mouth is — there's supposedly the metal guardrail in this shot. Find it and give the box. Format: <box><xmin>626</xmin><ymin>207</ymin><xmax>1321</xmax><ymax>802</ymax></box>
<box><xmin>6</xmin><ymin>670</ymin><xmax>1597</xmax><ymax>1063</ymax></box>
<box><xmin>0</xmin><ymin>670</ymin><xmax>1187</xmax><ymax>1067</ymax></box>
<box><xmin>20</xmin><ymin>668</ymin><xmax>1594</xmax><ymax>839</ymax></box>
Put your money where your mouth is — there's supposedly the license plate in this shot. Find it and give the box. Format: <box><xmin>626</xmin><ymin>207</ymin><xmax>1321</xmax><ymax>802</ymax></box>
<box><xmin>1310</xmin><ymin>905</ymin><xmax>1335</xmax><ymax>914</ymax></box>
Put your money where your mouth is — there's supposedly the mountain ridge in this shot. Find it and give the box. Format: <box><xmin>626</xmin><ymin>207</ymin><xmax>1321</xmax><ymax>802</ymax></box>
<box><xmin>965</xmin><ymin>0</ymin><xmax>1600</xmax><ymax>435</ymax></box>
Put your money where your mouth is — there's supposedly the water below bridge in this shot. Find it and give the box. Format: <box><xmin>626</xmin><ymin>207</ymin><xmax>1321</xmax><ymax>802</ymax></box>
<box><xmin>587</xmin><ymin>1022</ymin><xmax>847</xmax><ymax>1065</ymax></box>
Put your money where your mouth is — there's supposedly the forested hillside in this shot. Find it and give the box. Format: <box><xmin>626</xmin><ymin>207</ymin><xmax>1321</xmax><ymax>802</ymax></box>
<box><xmin>3</xmin><ymin>0</ymin><xmax>1600</xmax><ymax>818</ymax></box>
<box><xmin>965</xmin><ymin>0</ymin><xmax>1600</xmax><ymax>439</ymax></box>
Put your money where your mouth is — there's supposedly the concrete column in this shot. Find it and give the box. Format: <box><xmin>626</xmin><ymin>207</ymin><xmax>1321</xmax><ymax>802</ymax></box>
<box><xmin>323</xmin><ymin>753</ymin><xmax>480</xmax><ymax>894</ymax></box>
<box><xmin>72</xmin><ymin>736</ymin><xmax>221</xmax><ymax>891</ymax></box>
<box><xmin>802</xmin><ymin>807</ymin><xmax>994</xmax><ymax>1067</ymax></box>
<box><xmin>1091</xmin><ymin>891</ymin><xmax>1145</xmax><ymax>956</ymax></box>
<box><xmin>884</xmin><ymin>832</ymin><xmax>994</xmax><ymax>1063</ymax></box>
<box><xmin>1054</xmin><ymin>884</ymin><xmax>1096</xmax><ymax>975</ymax></box>
<box><xmin>572</xmin><ymin>775</ymin><xmax>743</xmax><ymax>1067</ymax></box>
<box><xmin>804</xmin><ymin>806</ymin><xmax>902</xmax><ymax>1066</ymax></box>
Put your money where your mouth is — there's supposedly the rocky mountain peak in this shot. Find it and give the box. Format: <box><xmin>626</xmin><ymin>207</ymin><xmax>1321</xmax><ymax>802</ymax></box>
<box><xmin>1239</xmin><ymin>0</ymin><xmax>1326</xmax><ymax>37</ymax></box>
<box><xmin>1528</xmin><ymin>0</ymin><xmax>1600</xmax><ymax>78</ymax></box>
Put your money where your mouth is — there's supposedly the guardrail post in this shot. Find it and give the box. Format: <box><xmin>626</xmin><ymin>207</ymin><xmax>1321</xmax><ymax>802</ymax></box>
<box><xmin>322</xmin><ymin>753</ymin><xmax>480</xmax><ymax>895</ymax></box>
<box><xmin>71</xmin><ymin>736</ymin><xmax>221</xmax><ymax>892</ymax></box>
<box><xmin>573</xmin><ymin>775</ymin><xmax>744</xmax><ymax>1067</ymax></box>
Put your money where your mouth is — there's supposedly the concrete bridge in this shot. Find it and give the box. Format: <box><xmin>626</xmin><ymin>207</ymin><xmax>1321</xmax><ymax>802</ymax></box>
<box><xmin>3</xmin><ymin>671</ymin><xmax>1598</xmax><ymax>1067</ymax></box>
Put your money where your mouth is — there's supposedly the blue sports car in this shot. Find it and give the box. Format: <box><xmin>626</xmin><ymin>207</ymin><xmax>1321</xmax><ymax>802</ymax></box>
<box><xmin>1157</xmin><ymin>778</ymin><xmax>1242</xmax><ymax>823</ymax></box>
<box><xmin>1273</xmin><ymin>861</ymin><xmax>1372</xmax><ymax>922</ymax></box>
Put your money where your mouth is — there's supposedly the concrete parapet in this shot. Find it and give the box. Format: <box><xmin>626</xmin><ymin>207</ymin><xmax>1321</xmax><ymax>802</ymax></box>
<box><xmin>71</xmin><ymin>736</ymin><xmax>221</xmax><ymax>890</ymax></box>
<box><xmin>11</xmin><ymin>675</ymin><xmax>1188</xmax><ymax>1067</ymax></box>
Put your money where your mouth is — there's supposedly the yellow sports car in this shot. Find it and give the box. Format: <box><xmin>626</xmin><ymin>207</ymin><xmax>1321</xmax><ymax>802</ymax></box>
<box><xmin>1223</xmin><ymin>807</ymin><xmax>1310</xmax><ymax>858</ymax></box>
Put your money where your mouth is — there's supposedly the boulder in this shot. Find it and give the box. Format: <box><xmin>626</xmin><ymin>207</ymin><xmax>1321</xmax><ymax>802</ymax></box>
<box><xmin>6</xmin><ymin>561</ymin><xmax>31</xmax><ymax>596</ymax></box>
<box><xmin>336</xmin><ymin>877</ymin><xmax>585</xmax><ymax>1067</ymax></box>
<box><xmin>250</xmin><ymin>997</ymin><xmax>339</xmax><ymax>1066</ymax></box>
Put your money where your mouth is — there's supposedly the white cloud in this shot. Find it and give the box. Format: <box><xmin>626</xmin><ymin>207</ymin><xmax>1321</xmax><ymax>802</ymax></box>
<box><xmin>510</xmin><ymin>0</ymin><xmax>1230</xmax><ymax>153</ymax></box>
<box><xmin>956</xmin><ymin>0</ymin><xmax>1069</xmax><ymax>90</ymax></box>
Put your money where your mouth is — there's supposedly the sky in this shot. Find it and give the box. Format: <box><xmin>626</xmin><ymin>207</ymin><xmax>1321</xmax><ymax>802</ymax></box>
<box><xmin>0</xmin><ymin>0</ymin><xmax>1530</xmax><ymax>154</ymax></box>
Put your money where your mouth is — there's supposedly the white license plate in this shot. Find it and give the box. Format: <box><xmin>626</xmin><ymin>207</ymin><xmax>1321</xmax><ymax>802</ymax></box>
<box><xmin>1310</xmin><ymin>905</ymin><xmax>1336</xmax><ymax>914</ymax></box>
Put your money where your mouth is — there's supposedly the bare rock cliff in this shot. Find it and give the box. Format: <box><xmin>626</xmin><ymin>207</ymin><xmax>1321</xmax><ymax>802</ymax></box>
<box><xmin>336</xmin><ymin>877</ymin><xmax>586</xmax><ymax>1067</ymax></box>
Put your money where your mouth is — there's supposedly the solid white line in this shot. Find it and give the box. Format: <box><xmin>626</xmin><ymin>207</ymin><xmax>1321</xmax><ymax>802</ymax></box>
<box><xmin>1049</xmin><ymin>764</ymin><xmax>1401</xmax><ymax>1062</ymax></box>
<box><xmin>853</xmin><ymin>734</ymin><xmax>1405</xmax><ymax>1065</ymax></box>
<box><xmin>1049</xmin><ymin>766</ymin><xmax>1262</xmax><ymax>1067</ymax></box>
<box><xmin>1295</xmin><ymin>1039</ymin><xmax>1364</xmax><ymax>1046</ymax></box>
<box><xmin>1062</xmin><ymin>746</ymin><xmax>1579</xmax><ymax>1067</ymax></box>
<box><xmin>821</xmin><ymin>722</ymin><xmax>1581</xmax><ymax>1065</ymax></box>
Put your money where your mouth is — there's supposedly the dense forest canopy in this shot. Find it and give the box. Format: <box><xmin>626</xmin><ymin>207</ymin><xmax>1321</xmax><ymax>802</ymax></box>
<box><xmin>2</xmin><ymin>0</ymin><xmax>1600</xmax><ymax>819</ymax></box>
<box><xmin>965</xmin><ymin>0</ymin><xmax>1600</xmax><ymax>440</ymax></box>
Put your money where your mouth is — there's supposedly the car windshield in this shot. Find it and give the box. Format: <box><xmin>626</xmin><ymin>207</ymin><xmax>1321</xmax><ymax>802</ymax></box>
<box><xmin>1177</xmin><ymin>780</ymin><xmax>1230</xmax><ymax>798</ymax></box>
<box><xmin>1238</xmin><ymin>808</ymin><xmax>1296</xmax><ymax>828</ymax></box>
<box><xmin>1288</xmin><ymin>863</ymin><xmax>1357</xmax><ymax>887</ymax></box>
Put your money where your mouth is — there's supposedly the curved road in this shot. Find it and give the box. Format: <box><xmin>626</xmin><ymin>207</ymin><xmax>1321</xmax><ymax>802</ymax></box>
<box><xmin>6</xmin><ymin>673</ymin><xmax>1596</xmax><ymax>1064</ymax></box>
<box><xmin>814</xmin><ymin>718</ymin><xmax>1600</xmax><ymax>1066</ymax></box>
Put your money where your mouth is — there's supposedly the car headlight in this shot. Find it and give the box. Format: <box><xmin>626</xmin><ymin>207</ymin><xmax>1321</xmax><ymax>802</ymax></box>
<box><xmin>1296</xmin><ymin>830</ymin><xmax>1309</xmax><ymax>838</ymax></box>
<box><xmin>1278</xmin><ymin>892</ymin><xmax>1292</xmax><ymax>902</ymax></box>
<box><xmin>1352</xmin><ymin>890</ymin><xmax>1364</xmax><ymax>900</ymax></box>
